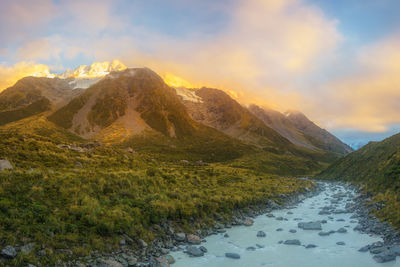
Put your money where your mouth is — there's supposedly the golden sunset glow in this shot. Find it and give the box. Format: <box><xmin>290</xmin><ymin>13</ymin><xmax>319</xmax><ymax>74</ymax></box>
<box><xmin>162</xmin><ymin>73</ymin><xmax>197</xmax><ymax>88</ymax></box>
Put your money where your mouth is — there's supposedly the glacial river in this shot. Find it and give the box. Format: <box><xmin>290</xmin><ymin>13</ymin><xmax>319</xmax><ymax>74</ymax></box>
<box><xmin>169</xmin><ymin>182</ymin><xmax>400</xmax><ymax>267</ymax></box>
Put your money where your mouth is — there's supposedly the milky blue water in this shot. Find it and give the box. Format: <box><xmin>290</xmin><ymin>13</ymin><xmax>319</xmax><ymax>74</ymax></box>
<box><xmin>170</xmin><ymin>183</ymin><xmax>400</xmax><ymax>267</ymax></box>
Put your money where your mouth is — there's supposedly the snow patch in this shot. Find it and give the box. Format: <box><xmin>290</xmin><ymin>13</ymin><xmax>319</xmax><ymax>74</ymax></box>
<box><xmin>174</xmin><ymin>87</ymin><xmax>203</xmax><ymax>103</ymax></box>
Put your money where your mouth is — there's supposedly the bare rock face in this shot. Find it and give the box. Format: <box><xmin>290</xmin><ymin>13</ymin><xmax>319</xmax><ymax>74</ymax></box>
<box><xmin>0</xmin><ymin>159</ymin><xmax>12</xmax><ymax>170</ymax></box>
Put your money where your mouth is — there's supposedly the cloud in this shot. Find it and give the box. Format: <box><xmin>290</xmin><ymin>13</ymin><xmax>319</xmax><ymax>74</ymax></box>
<box><xmin>3</xmin><ymin>0</ymin><xmax>399</xmax><ymax>136</ymax></box>
<box><xmin>0</xmin><ymin>62</ymin><xmax>53</xmax><ymax>91</ymax></box>
<box><xmin>309</xmin><ymin>34</ymin><xmax>400</xmax><ymax>132</ymax></box>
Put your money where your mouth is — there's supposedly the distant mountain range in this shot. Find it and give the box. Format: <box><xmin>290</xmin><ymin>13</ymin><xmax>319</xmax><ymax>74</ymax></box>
<box><xmin>0</xmin><ymin>61</ymin><xmax>353</xmax><ymax>169</ymax></box>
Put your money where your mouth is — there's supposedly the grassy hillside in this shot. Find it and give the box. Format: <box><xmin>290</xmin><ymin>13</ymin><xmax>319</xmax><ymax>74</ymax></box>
<box><xmin>0</xmin><ymin>116</ymin><xmax>315</xmax><ymax>266</ymax></box>
<box><xmin>318</xmin><ymin>133</ymin><xmax>400</xmax><ymax>227</ymax></box>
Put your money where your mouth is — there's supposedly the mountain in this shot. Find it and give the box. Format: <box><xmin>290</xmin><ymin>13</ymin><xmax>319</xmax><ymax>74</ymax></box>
<box><xmin>0</xmin><ymin>60</ymin><xmax>127</xmax><ymax>126</ymax></box>
<box><xmin>175</xmin><ymin>87</ymin><xmax>291</xmax><ymax>150</ymax></box>
<box><xmin>249</xmin><ymin>105</ymin><xmax>352</xmax><ymax>155</ymax></box>
<box><xmin>318</xmin><ymin>132</ymin><xmax>400</xmax><ymax>227</ymax></box>
<box><xmin>59</xmin><ymin>59</ymin><xmax>127</xmax><ymax>89</ymax></box>
<box><xmin>0</xmin><ymin>77</ymin><xmax>82</xmax><ymax>125</ymax></box>
<box><xmin>284</xmin><ymin>110</ymin><xmax>353</xmax><ymax>154</ymax></box>
<box><xmin>248</xmin><ymin>105</ymin><xmax>316</xmax><ymax>149</ymax></box>
<box><xmin>319</xmin><ymin>132</ymin><xmax>400</xmax><ymax>189</ymax></box>
<box><xmin>48</xmin><ymin>68</ymin><xmax>198</xmax><ymax>141</ymax></box>
<box><xmin>48</xmin><ymin>67</ymin><xmax>258</xmax><ymax>163</ymax></box>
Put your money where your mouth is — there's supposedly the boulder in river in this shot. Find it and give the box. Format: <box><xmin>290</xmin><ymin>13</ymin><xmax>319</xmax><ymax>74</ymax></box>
<box><xmin>185</xmin><ymin>246</ymin><xmax>204</xmax><ymax>257</ymax></box>
<box><xmin>199</xmin><ymin>246</ymin><xmax>208</xmax><ymax>253</ymax></box>
<box><xmin>244</xmin><ymin>218</ymin><xmax>254</xmax><ymax>226</ymax></box>
<box><xmin>162</xmin><ymin>255</ymin><xmax>175</xmax><ymax>264</ymax></box>
<box><xmin>225</xmin><ymin>253</ymin><xmax>240</xmax><ymax>259</ymax></box>
<box><xmin>298</xmin><ymin>222</ymin><xmax>322</xmax><ymax>230</ymax></box>
<box><xmin>150</xmin><ymin>257</ymin><xmax>170</xmax><ymax>267</ymax></box>
<box><xmin>187</xmin><ymin>234</ymin><xmax>201</xmax><ymax>245</ymax></box>
<box><xmin>336</xmin><ymin>241</ymin><xmax>345</xmax><ymax>246</ymax></box>
<box><xmin>289</xmin><ymin>229</ymin><xmax>297</xmax><ymax>233</ymax></box>
<box><xmin>358</xmin><ymin>245</ymin><xmax>370</xmax><ymax>252</ymax></box>
<box><xmin>284</xmin><ymin>239</ymin><xmax>301</xmax><ymax>245</ymax></box>
<box><xmin>337</xmin><ymin>227</ymin><xmax>347</xmax><ymax>233</ymax></box>
<box><xmin>373</xmin><ymin>252</ymin><xmax>396</xmax><ymax>263</ymax></box>
<box><xmin>246</xmin><ymin>246</ymin><xmax>256</xmax><ymax>251</ymax></box>
<box><xmin>318</xmin><ymin>231</ymin><xmax>330</xmax><ymax>236</ymax></box>
<box><xmin>257</xmin><ymin>231</ymin><xmax>266</xmax><ymax>237</ymax></box>
<box><xmin>306</xmin><ymin>244</ymin><xmax>317</xmax><ymax>249</ymax></box>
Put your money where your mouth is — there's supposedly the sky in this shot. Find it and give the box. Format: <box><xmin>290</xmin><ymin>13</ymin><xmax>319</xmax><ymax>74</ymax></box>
<box><xmin>0</xmin><ymin>0</ymin><xmax>399</xmax><ymax>148</ymax></box>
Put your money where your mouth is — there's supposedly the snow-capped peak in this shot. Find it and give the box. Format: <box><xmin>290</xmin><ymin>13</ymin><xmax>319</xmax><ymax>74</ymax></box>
<box><xmin>59</xmin><ymin>60</ymin><xmax>127</xmax><ymax>79</ymax></box>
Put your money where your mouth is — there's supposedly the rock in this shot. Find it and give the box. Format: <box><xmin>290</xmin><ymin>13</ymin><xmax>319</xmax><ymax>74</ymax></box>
<box><xmin>268</xmin><ymin>200</ymin><xmax>280</xmax><ymax>209</ymax></box>
<box><xmin>199</xmin><ymin>246</ymin><xmax>208</xmax><ymax>253</ymax></box>
<box><xmin>150</xmin><ymin>257</ymin><xmax>170</xmax><ymax>267</ymax></box>
<box><xmin>138</xmin><ymin>239</ymin><xmax>148</xmax><ymax>248</ymax></box>
<box><xmin>337</xmin><ymin>227</ymin><xmax>347</xmax><ymax>233</ymax></box>
<box><xmin>358</xmin><ymin>245</ymin><xmax>370</xmax><ymax>252</ymax></box>
<box><xmin>185</xmin><ymin>246</ymin><xmax>204</xmax><ymax>257</ymax></box>
<box><xmin>256</xmin><ymin>244</ymin><xmax>264</xmax><ymax>248</ymax></box>
<box><xmin>126</xmin><ymin>255</ymin><xmax>138</xmax><ymax>266</ymax></box>
<box><xmin>160</xmin><ymin>248</ymin><xmax>169</xmax><ymax>254</ymax></box>
<box><xmin>389</xmin><ymin>245</ymin><xmax>400</xmax><ymax>256</ymax></box>
<box><xmin>289</xmin><ymin>229</ymin><xmax>297</xmax><ymax>233</ymax></box>
<box><xmin>298</xmin><ymin>222</ymin><xmax>322</xmax><ymax>230</ymax></box>
<box><xmin>373</xmin><ymin>252</ymin><xmax>396</xmax><ymax>263</ymax></box>
<box><xmin>276</xmin><ymin>217</ymin><xmax>284</xmax><ymax>221</ymax></box>
<box><xmin>336</xmin><ymin>242</ymin><xmax>345</xmax><ymax>246</ymax></box>
<box><xmin>175</xmin><ymin>233</ymin><xmax>186</xmax><ymax>242</ymax></box>
<box><xmin>257</xmin><ymin>231</ymin><xmax>266</xmax><ymax>237</ymax></box>
<box><xmin>0</xmin><ymin>159</ymin><xmax>12</xmax><ymax>170</ymax></box>
<box><xmin>318</xmin><ymin>231</ymin><xmax>330</xmax><ymax>236</ymax></box>
<box><xmin>306</xmin><ymin>244</ymin><xmax>317</xmax><ymax>249</ymax></box>
<box><xmin>320</xmin><ymin>220</ymin><xmax>327</xmax><ymax>224</ymax></box>
<box><xmin>225</xmin><ymin>253</ymin><xmax>240</xmax><ymax>259</ymax></box>
<box><xmin>336</xmin><ymin>219</ymin><xmax>345</xmax><ymax>222</ymax></box>
<box><xmin>244</xmin><ymin>218</ymin><xmax>254</xmax><ymax>226</ymax></box>
<box><xmin>224</xmin><ymin>233</ymin><xmax>229</xmax><ymax>238</ymax></box>
<box><xmin>187</xmin><ymin>234</ymin><xmax>201</xmax><ymax>245</ymax></box>
<box><xmin>20</xmin><ymin>243</ymin><xmax>35</xmax><ymax>254</ymax></box>
<box><xmin>162</xmin><ymin>255</ymin><xmax>175</xmax><ymax>264</ymax></box>
<box><xmin>246</xmin><ymin>246</ymin><xmax>256</xmax><ymax>251</ymax></box>
<box><xmin>97</xmin><ymin>259</ymin><xmax>123</xmax><ymax>267</ymax></box>
<box><xmin>284</xmin><ymin>239</ymin><xmax>301</xmax><ymax>245</ymax></box>
<box><xmin>266</xmin><ymin>213</ymin><xmax>275</xmax><ymax>218</ymax></box>
<box><xmin>37</xmin><ymin>249</ymin><xmax>46</xmax><ymax>257</ymax></box>
<box><xmin>276</xmin><ymin>228</ymin><xmax>283</xmax><ymax>231</ymax></box>
<box><xmin>370</xmin><ymin>246</ymin><xmax>387</xmax><ymax>254</ymax></box>
<box><xmin>287</xmin><ymin>211</ymin><xmax>293</xmax><ymax>215</ymax></box>
<box><xmin>1</xmin><ymin>245</ymin><xmax>17</xmax><ymax>259</ymax></box>
<box><xmin>318</xmin><ymin>211</ymin><xmax>331</xmax><ymax>215</ymax></box>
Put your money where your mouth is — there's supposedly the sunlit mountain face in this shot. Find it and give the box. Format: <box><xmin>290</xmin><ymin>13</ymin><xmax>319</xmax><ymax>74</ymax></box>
<box><xmin>59</xmin><ymin>60</ymin><xmax>127</xmax><ymax>79</ymax></box>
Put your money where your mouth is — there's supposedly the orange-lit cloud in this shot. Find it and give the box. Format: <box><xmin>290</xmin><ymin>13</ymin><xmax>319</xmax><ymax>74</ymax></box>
<box><xmin>0</xmin><ymin>62</ymin><xmax>55</xmax><ymax>91</ymax></box>
<box><xmin>316</xmin><ymin>34</ymin><xmax>400</xmax><ymax>132</ymax></box>
<box><xmin>1</xmin><ymin>0</ymin><xmax>399</xmax><ymax>135</ymax></box>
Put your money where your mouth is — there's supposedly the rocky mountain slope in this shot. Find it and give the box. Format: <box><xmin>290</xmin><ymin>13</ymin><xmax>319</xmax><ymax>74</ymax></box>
<box><xmin>178</xmin><ymin>87</ymin><xmax>290</xmax><ymax>149</ymax></box>
<box><xmin>249</xmin><ymin>105</ymin><xmax>353</xmax><ymax>155</ymax></box>
<box><xmin>0</xmin><ymin>77</ymin><xmax>82</xmax><ymax>125</ymax></box>
<box><xmin>284</xmin><ymin>110</ymin><xmax>353</xmax><ymax>154</ymax></box>
<box><xmin>48</xmin><ymin>68</ymin><xmax>199</xmax><ymax>141</ymax></box>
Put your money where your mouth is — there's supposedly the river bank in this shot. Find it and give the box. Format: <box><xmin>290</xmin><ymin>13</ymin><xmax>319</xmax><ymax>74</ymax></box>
<box><xmin>166</xmin><ymin>181</ymin><xmax>400</xmax><ymax>267</ymax></box>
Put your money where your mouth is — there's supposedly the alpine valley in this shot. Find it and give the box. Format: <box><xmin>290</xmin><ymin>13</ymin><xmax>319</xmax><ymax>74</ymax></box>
<box><xmin>0</xmin><ymin>60</ymin><xmax>399</xmax><ymax>266</ymax></box>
